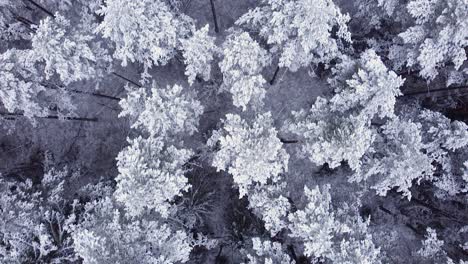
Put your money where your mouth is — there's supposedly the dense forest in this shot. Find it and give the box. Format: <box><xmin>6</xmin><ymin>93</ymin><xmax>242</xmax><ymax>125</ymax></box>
<box><xmin>0</xmin><ymin>0</ymin><xmax>467</xmax><ymax>263</ymax></box>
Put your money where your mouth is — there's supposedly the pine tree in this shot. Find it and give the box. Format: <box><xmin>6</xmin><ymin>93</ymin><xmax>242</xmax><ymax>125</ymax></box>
<box><xmin>416</xmin><ymin>109</ymin><xmax>468</xmax><ymax>196</ymax></box>
<box><xmin>115</xmin><ymin>136</ymin><xmax>192</xmax><ymax>218</ymax></box>
<box><xmin>329</xmin><ymin>50</ymin><xmax>405</xmax><ymax>121</ymax></box>
<box><xmin>0</xmin><ymin>168</ymin><xmax>79</xmax><ymax>263</ymax></box>
<box><xmin>285</xmin><ymin>97</ymin><xmax>374</xmax><ymax>171</ymax></box>
<box><xmin>118</xmin><ymin>82</ymin><xmax>203</xmax><ymax>138</ymax></box>
<box><xmin>236</xmin><ymin>0</ymin><xmax>351</xmax><ymax>72</ymax></box>
<box><xmin>353</xmin><ymin>118</ymin><xmax>434</xmax><ymax>199</ymax></box>
<box><xmin>247</xmin><ymin>183</ymin><xmax>291</xmax><ymax>235</ymax></box>
<box><xmin>0</xmin><ymin>48</ymin><xmax>49</xmax><ymax>119</ymax></box>
<box><xmin>243</xmin><ymin>237</ymin><xmax>295</xmax><ymax>264</ymax></box>
<box><xmin>96</xmin><ymin>0</ymin><xmax>193</xmax><ymax>76</ymax></box>
<box><xmin>32</xmin><ymin>13</ymin><xmax>110</xmax><ymax>85</ymax></box>
<box><xmin>209</xmin><ymin>112</ymin><xmax>289</xmax><ymax>198</ymax></box>
<box><xmin>71</xmin><ymin>196</ymin><xmax>193</xmax><ymax>264</ymax></box>
<box><xmin>389</xmin><ymin>0</ymin><xmax>468</xmax><ymax>80</ymax></box>
<box><xmin>287</xmin><ymin>185</ymin><xmax>338</xmax><ymax>259</ymax></box>
<box><xmin>219</xmin><ymin>32</ymin><xmax>271</xmax><ymax>111</ymax></box>
<box><xmin>180</xmin><ymin>25</ymin><xmax>219</xmax><ymax>86</ymax></box>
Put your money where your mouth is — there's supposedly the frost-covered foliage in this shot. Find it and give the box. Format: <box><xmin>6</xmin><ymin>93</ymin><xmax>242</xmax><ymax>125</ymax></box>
<box><xmin>220</xmin><ymin>32</ymin><xmax>271</xmax><ymax>110</ymax></box>
<box><xmin>0</xmin><ymin>169</ymin><xmax>79</xmax><ymax>263</ymax></box>
<box><xmin>31</xmin><ymin>13</ymin><xmax>110</xmax><ymax>85</ymax></box>
<box><xmin>0</xmin><ymin>0</ymin><xmax>30</xmax><ymax>41</ymax></box>
<box><xmin>355</xmin><ymin>118</ymin><xmax>434</xmax><ymax>199</ymax></box>
<box><xmin>115</xmin><ymin>136</ymin><xmax>192</xmax><ymax>217</ymax></box>
<box><xmin>329</xmin><ymin>50</ymin><xmax>405</xmax><ymax>121</ymax></box>
<box><xmin>180</xmin><ymin>25</ymin><xmax>218</xmax><ymax>85</ymax></box>
<box><xmin>287</xmin><ymin>185</ymin><xmax>381</xmax><ymax>261</ymax></box>
<box><xmin>119</xmin><ymin>82</ymin><xmax>203</xmax><ymax>138</ymax></box>
<box><xmin>243</xmin><ymin>237</ymin><xmax>295</xmax><ymax>264</ymax></box>
<box><xmin>286</xmin><ymin>97</ymin><xmax>374</xmax><ymax>170</ymax></box>
<box><xmin>353</xmin><ymin>107</ymin><xmax>468</xmax><ymax>198</ymax></box>
<box><xmin>331</xmin><ymin>217</ymin><xmax>382</xmax><ymax>264</ymax></box>
<box><xmin>416</xmin><ymin>228</ymin><xmax>451</xmax><ymax>263</ymax></box>
<box><xmin>287</xmin><ymin>185</ymin><xmax>338</xmax><ymax>258</ymax></box>
<box><xmin>247</xmin><ymin>183</ymin><xmax>291</xmax><ymax>235</ymax></box>
<box><xmin>286</xmin><ymin>50</ymin><xmax>404</xmax><ymax>171</ymax></box>
<box><xmin>2</xmin><ymin>0</ymin><xmax>468</xmax><ymax>263</ymax></box>
<box><xmin>0</xmin><ymin>47</ymin><xmax>79</xmax><ymax>120</ymax></box>
<box><xmin>71</xmin><ymin>197</ymin><xmax>192</xmax><ymax>264</ymax></box>
<box><xmin>389</xmin><ymin>0</ymin><xmax>468</xmax><ymax>80</ymax></box>
<box><xmin>96</xmin><ymin>0</ymin><xmax>192</xmax><ymax>73</ymax></box>
<box><xmin>416</xmin><ymin>109</ymin><xmax>468</xmax><ymax>195</ymax></box>
<box><xmin>0</xmin><ymin>49</ymin><xmax>48</xmax><ymax>118</ymax></box>
<box><xmin>236</xmin><ymin>0</ymin><xmax>351</xmax><ymax>71</ymax></box>
<box><xmin>209</xmin><ymin>112</ymin><xmax>289</xmax><ymax>198</ymax></box>
<box><xmin>353</xmin><ymin>0</ymin><xmax>408</xmax><ymax>30</ymax></box>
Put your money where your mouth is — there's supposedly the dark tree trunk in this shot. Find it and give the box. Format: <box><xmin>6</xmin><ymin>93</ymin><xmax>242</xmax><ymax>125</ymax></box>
<box><xmin>0</xmin><ymin>112</ymin><xmax>98</xmax><ymax>122</ymax></box>
<box><xmin>402</xmin><ymin>85</ymin><xmax>468</xmax><ymax>97</ymax></box>
<box><xmin>68</xmin><ymin>89</ymin><xmax>121</xmax><ymax>101</ymax></box>
<box><xmin>112</xmin><ymin>72</ymin><xmax>142</xmax><ymax>87</ymax></box>
<box><xmin>269</xmin><ymin>66</ymin><xmax>280</xmax><ymax>85</ymax></box>
<box><xmin>279</xmin><ymin>137</ymin><xmax>298</xmax><ymax>144</ymax></box>
<box><xmin>209</xmin><ymin>0</ymin><xmax>219</xmax><ymax>33</ymax></box>
<box><xmin>25</xmin><ymin>0</ymin><xmax>55</xmax><ymax>18</ymax></box>
<box><xmin>41</xmin><ymin>82</ymin><xmax>121</xmax><ymax>101</ymax></box>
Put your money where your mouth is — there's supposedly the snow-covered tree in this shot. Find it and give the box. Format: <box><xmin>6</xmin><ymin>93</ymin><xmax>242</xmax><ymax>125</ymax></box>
<box><xmin>0</xmin><ymin>0</ymin><xmax>30</xmax><ymax>41</ymax></box>
<box><xmin>285</xmin><ymin>97</ymin><xmax>374</xmax><ymax>171</ymax></box>
<box><xmin>247</xmin><ymin>183</ymin><xmax>291</xmax><ymax>235</ymax></box>
<box><xmin>416</xmin><ymin>109</ymin><xmax>468</xmax><ymax>195</ymax></box>
<box><xmin>219</xmin><ymin>32</ymin><xmax>271</xmax><ymax>111</ymax></box>
<box><xmin>287</xmin><ymin>185</ymin><xmax>338</xmax><ymax>259</ymax></box>
<box><xmin>119</xmin><ymin>82</ymin><xmax>203</xmax><ymax>138</ymax></box>
<box><xmin>0</xmin><ymin>48</ymin><xmax>48</xmax><ymax>119</ymax></box>
<box><xmin>389</xmin><ymin>0</ymin><xmax>468</xmax><ymax>80</ymax></box>
<box><xmin>331</xmin><ymin>216</ymin><xmax>382</xmax><ymax>264</ymax></box>
<box><xmin>0</xmin><ymin>168</ymin><xmax>80</xmax><ymax>263</ymax></box>
<box><xmin>243</xmin><ymin>237</ymin><xmax>295</xmax><ymax>264</ymax></box>
<box><xmin>354</xmin><ymin>118</ymin><xmax>434</xmax><ymax>199</ymax></box>
<box><xmin>32</xmin><ymin>13</ymin><xmax>110</xmax><ymax>85</ymax></box>
<box><xmin>416</xmin><ymin>228</ymin><xmax>450</xmax><ymax>263</ymax></box>
<box><xmin>209</xmin><ymin>112</ymin><xmax>289</xmax><ymax>198</ymax></box>
<box><xmin>115</xmin><ymin>136</ymin><xmax>192</xmax><ymax>218</ymax></box>
<box><xmin>180</xmin><ymin>25</ymin><xmax>218</xmax><ymax>86</ymax></box>
<box><xmin>353</xmin><ymin>0</ymin><xmax>408</xmax><ymax>31</ymax></box>
<box><xmin>236</xmin><ymin>0</ymin><xmax>351</xmax><ymax>72</ymax></box>
<box><xmin>96</xmin><ymin>0</ymin><xmax>193</xmax><ymax>76</ymax></box>
<box><xmin>71</xmin><ymin>196</ymin><xmax>192</xmax><ymax>264</ymax></box>
<box><xmin>285</xmin><ymin>50</ymin><xmax>404</xmax><ymax>171</ymax></box>
<box><xmin>329</xmin><ymin>49</ymin><xmax>405</xmax><ymax>121</ymax></box>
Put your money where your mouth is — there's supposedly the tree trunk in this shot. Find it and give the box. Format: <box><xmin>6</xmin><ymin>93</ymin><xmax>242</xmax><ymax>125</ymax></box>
<box><xmin>402</xmin><ymin>85</ymin><xmax>468</xmax><ymax>97</ymax></box>
<box><xmin>209</xmin><ymin>0</ymin><xmax>219</xmax><ymax>33</ymax></box>
<box><xmin>279</xmin><ymin>138</ymin><xmax>298</xmax><ymax>144</ymax></box>
<box><xmin>112</xmin><ymin>72</ymin><xmax>142</xmax><ymax>88</ymax></box>
<box><xmin>269</xmin><ymin>66</ymin><xmax>280</xmax><ymax>85</ymax></box>
<box><xmin>0</xmin><ymin>112</ymin><xmax>98</xmax><ymax>122</ymax></box>
<box><xmin>41</xmin><ymin>82</ymin><xmax>121</xmax><ymax>101</ymax></box>
<box><xmin>25</xmin><ymin>0</ymin><xmax>55</xmax><ymax>18</ymax></box>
